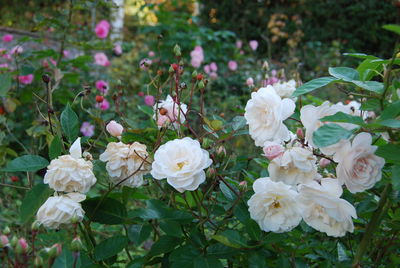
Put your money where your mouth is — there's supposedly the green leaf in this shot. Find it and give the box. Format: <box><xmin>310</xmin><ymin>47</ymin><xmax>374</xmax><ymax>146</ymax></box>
<box><xmin>0</xmin><ymin>73</ymin><xmax>12</xmax><ymax>97</ymax></box>
<box><xmin>127</xmin><ymin>224</ymin><xmax>152</xmax><ymax>245</ymax></box>
<box><xmin>60</xmin><ymin>104</ymin><xmax>79</xmax><ymax>143</ymax></box>
<box><xmin>212</xmin><ymin>230</ymin><xmax>249</xmax><ymax>249</ymax></box>
<box><xmin>1</xmin><ymin>155</ymin><xmax>49</xmax><ymax>172</ymax></box>
<box><xmin>232</xmin><ymin>116</ymin><xmax>247</xmax><ymax>131</ymax></box>
<box><xmin>20</xmin><ymin>183</ymin><xmax>53</xmax><ymax>223</ymax></box>
<box><xmin>321</xmin><ymin>112</ymin><xmax>364</xmax><ymax>125</ymax></box>
<box><xmin>380</xmin><ymin>101</ymin><xmax>400</xmax><ymax>120</ymax></box>
<box><xmin>148</xmin><ymin>235</ymin><xmax>181</xmax><ymax>256</ymax></box>
<box><xmin>376</xmin><ymin>144</ymin><xmax>400</xmax><ymax>163</ymax></box>
<box><xmin>219</xmin><ymin>181</ymin><xmax>237</xmax><ymax>201</ymax></box>
<box><xmin>292</xmin><ymin>77</ymin><xmax>337</xmax><ymax>97</ymax></box>
<box><xmin>159</xmin><ymin>221</ymin><xmax>182</xmax><ymax>237</ymax></box>
<box><xmin>94</xmin><ymin>236</ymin><xmax>128</xmax><ymax>261</ymax></box>
<box><xmin>391</xmin><ymin>165</ymin><xmax>400</xmax><ymax>191</ymax></box>
<box><xmin>351</xmin><ymin>80</ymin><xmax>384</xmax><ymax>94</ymax></box>
<box><xmin>312</xmin><ymin>123</ymin><xmax>354</xmax><ymax>148</ymax></box>
<box><xmin>376</xmin><ymin>119</ymin><xmax>400</xmax><ymax>129</ymax></box>
<box><xmin>245</xmin><ymin>219</ymin><xmax>261</xmax><ymax>241</ymax></box>
<box><xmin>357</xmin><ymin>58</ymin><xmax>382</xmax><ymax>81</ymax></box>
<box><xmin>138</xmin><ymin>105</ymin><xmax>154</xmax><ymax>117</ymax></box>
<box><xmin>329</xmin><ymin>67</ymin><xmax>359</xmax><ymax>81</ymax></box>
<box><xmin>82</xmin><ymin>197</ymin><xmax>127</xmax><ymax>225</ymax></box>
<box><xmin>343</xmin><ymin>53</ymin><xmax>378</xmax><ymax>59</ymax></box>
<box><xmin>383</xmin><ymin>24</ymin><xmax>400</xmax><ymax>35</ymax></box>
<box><xmin>49</xmin><ymin>135</ymin><xmax>63</xmax><ymax>160</ymax></box>
<box><xmin>193</xmin><ymin>257</ymin><xmax>223</xmax><ymax>268</ymax></box>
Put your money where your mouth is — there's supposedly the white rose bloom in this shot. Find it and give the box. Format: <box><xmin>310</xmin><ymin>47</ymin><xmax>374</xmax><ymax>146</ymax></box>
<box><xmin>272</xmin><ymin>79</ymin><xmax>297</xmax><ymax>99</ymax></box>
<box><xmin>36</xmin><ymin>193</ymin><xmax>85</xmax><ymax>229</ymax></box>
<box><xmin>247</xmin><ymin>177</ymin><xmax>302</xmax><ymax>233</ymax></box>
<box><xmin>245</xmin><ymin>86</ymin><xmax>295</xmax><ymax>146</ymax></box>
<box><xmin>44</xmin><ymin>138</ymin><xmax>96</xmax><ymax>193</ymax></box>
<box><xmin>153</xmin><ymin>95</ymin><xmax>188</xmax><ymax>129</ymax></box>
<box><xmin>298</xmin><ymin>178</ymin><xmax>357</xmax><ymax>237</ymax></box>
<box><xmin>268</xmin><ymin>146</ymin><xmax>317</xmax><ymax>186</ymax></box>
<box><xmin>334</xmin><ymin>132</ymin><xmax>385</xmax><ymax>193</ymax></box>
<box><xmin>100</xmin><ymin>141</ymin><xmax>151</xmax><ymax>188</ymax></box>
<box><xmin>151</xmin><ymin>137</ymin><xmax>212</xmax><ymax>192</ymax></box>
<box><xmin>300</xmin><ymin>101</ymin><xmax>357</xmax><ymax>156</ymax></box>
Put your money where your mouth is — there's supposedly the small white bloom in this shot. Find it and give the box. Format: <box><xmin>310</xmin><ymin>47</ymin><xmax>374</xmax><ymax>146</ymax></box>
<box><xmin>300</xmin><ymin>101</ymin><xmax>357</xmax><ymax>156</ymax></box>
<box><xmin>151</xmin><ymin>137</ymin><xmax>212</xmax><ymax>192</ymax></box>
<box><xmin>245</xmin><ymin>86</ymin><xmax>295</xmax><ymax>146</ymax></box>
<box><xmin>36</xmin><ymin>193</ymin><xmax>85</xmax><ymax>229</ymax></box>
<box><xmin>153</xmin><ymin>95</ymin><xmax>188</xmax><ymax>129</ymax></box>
<box><xmin>272</xmin><ymin>79</ymin><xmax>297</xmax><ymax>99</ymax></box>
<box><xmin>247</xmin><ymin>178</ymin><xmax>302</xmax><ymax>233</ymax></box>
<box><xmin>268</xmin><ymin>146</ymin><xmax>317</xmax><ymax>186</ymax></box>
<box><xmin>100</xmin><ymin>141</ymin><xmax>151</xmax><ymax>188</ymax></box>
<box><xmin>298</xmin><ymin>178</ymin><xmax>357</xmax><ymax>237</ymax></box>
<box><xmin>44</xmin><ymin>138</ymin><xmax>96</xmax><ymax>193</ymax></box>
<box><xmin>334</xmin><ymin>132</ymin><xmax>385</xmax><ymax>193</ymax></box>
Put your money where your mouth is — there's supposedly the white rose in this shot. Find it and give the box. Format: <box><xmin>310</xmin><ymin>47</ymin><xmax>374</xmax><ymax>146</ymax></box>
<box><xmin>44</xmin><ymin>138</ymin><xmax>96</xmax><ymax>193</ymax></box>
<box><xmin>36</xmin><ymin>193</ymin><xmax>85</xmax><ymax>229</ymax></box>
<box><xmin>151</xmin><ymin>137</ymin><xmax>212</xmax><ymax>192</ymax></box>
<box><xmin>245</xmin><ymin>86</ymin><xmax>295</xmax><ymax>146</ymax></box>
<box><xmin>272</xmin><ymin>79</ymin><xmax>297</xmax><ymax>99</ymax></box>
<box><xmin>100</xmin><ymin>141</ymin><xmax>151</xmax><ymax>188</ymax></box>
<box><xmin>268</xmin><ymin>146</ymin><xmax>317</xmax><ymax>185</ymax></box>
<box><xmin>247</xmin><ymin>177</ymin><xmax>302</xmax><ymax>233</ymax></box>
<box><xmin>300</xmin><ymin>101</ymin><xmax>357</xmax><ymax>156</ymax></box>
<box><xmin>334</xmin><ymin>132</ymin><xmax>385</xmax><ymax>193</ymax></box>
<box><xmin>298</xmin><ymin>178</ymin><xmax>357</xmax><ymax>237</ymax></box>
<box><xmin>153</xmin><ymin>95</ymin><xmax>188</xmax><ymax>129</ymax></box>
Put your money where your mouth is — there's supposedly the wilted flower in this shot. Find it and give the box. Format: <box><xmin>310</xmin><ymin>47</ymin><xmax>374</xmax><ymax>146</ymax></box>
<box><xmin>18</xmin><ymin>74</ymin><xmax>34</xmax><ymax>85</ymax></box>
<box><xmin>151</xmin><ymin>137</ymin><xmax>212</xmax><ymax>192</ymax></box>
<box><xmin>249</xmin><ymin>40</ymin><xmax>259</xmax><ymax>51</ymax></box>
<box><xmin>228</xmin><ymin>60</ymin><xmax>238</xmax><ymax>71</ymax></box>
<box><xmin>94</xmin><ymin>52</ymin><xmax>110</xmax><ymax>67</ymax></box>
<box><xmin>153</xmin><ymin>95</ymin><xmax>187</xmax><ymax>129</ymax></box>
<box><xmin>2</xmin><ymin>34</ymin><xmax>13</xmax><ymax>42</ymax></box>
<box><xmin>80</xmin><ymin>122</ymin><xmax>95</xmax><ymax>137</ymax></box>
<box><xmin>95</xmin><ymin>80</ymin><xmax>108</xmax><ymax>94</ymax></box>
<box><xmin>106</xmin><ymin>120</ymin><xmax>124</xmax><ymax>137</ymax></box>
<box><xmin>95</xmin><ymin>20</ymin><xmax>110</xmax><ymax>39</ymax></box>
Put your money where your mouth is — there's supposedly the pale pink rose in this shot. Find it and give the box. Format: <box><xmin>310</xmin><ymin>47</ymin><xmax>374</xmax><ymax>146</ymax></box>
<box><xmin>249</xmin><ymin>40</ymin><xmax>258</xmax><ymax>51</ymax></box>
<box><xmin>236</xmin><ymin>40</ymin><xmax>242</xmax><ymax>49</ymax></box>
<box><xmin>10</xmin><ymin>45</ymin><xmax>23</xmax><ymax>55</ymax></box>
<box><xmin>0</xmin><ymin>63</ymin><xmax>9</xmax><ymax>69</ymax></box>
<box><xmin>95</xmin><ymin>80</ymin><xmax>108</xmax><ymax>93</ymax></box>
<box><xmin>319</xmin><ymin>158</ymin><xmax>331</xmax><ymax>168</ymax></box>
<box><xmin>95</xmin><ymin>20</ymin><xmax>110</xmax><ymax>39</ymax></box>
<box><xmin>228</xmin><ymin>60</ymin><xmax>238</xmax><ymax>71</ymax></box>
<box><xmin>94</xmin><ymin>53</ymin><xmax>110</xmax><ymax>67</ymax></box>
<box><xmin>0</xmin><ymin>235</ymin><xmax>9</xmax><ymax>247</ymax></box>
<box><xmin>148</xmin><ymin>51</ymin><xmax>155</xmax><ymax>57</ymax></box>
<box><xmin>113</xmin><ymin>44</ymin><xmax>122</xmax><ymax>55</ymax></box>
<box><xmin>80</xmin><ymin>122</ymin><xmax>95</xmax><ymax>137</ymax></box>
<box><xmin>209</xmin><ymin>72</ymin><xmax>218</xmax><ymax>80</ymax></box>
<box><xmin>18</xmin><ymin>74</ymin><xmax>34</xmax><ymax>85</ymax></box>
<box><xmin>246</xmin><ymin>77</ymin><xmax>254</xmax><ymax>86</ymax></box>
<box><xmin>139</xmin><ymin>58</ymin><xmax>152</xmax><ymax>70</ymax></box>
<box><xmin>96</xmin><ymin>99</ymin><xmax>110</xmax><ymax>110</ymax></box>
<box><xmin>2</xmin><ymin>34</ymin><xmax>13</xmax><ymax>42</ymax></box>
<box><xmin>210</xmin><ymin>62</ymin><xmax>218</xmax><ymax>72</ymax></box>
<box><xmin>106</xmin><ymin>120</ymin><xmax>123</xmax><ymax>137</ymax></box>
<box><xmin>263</xmin><ymin>141</ymin><xmax>284</xmax><ymax>160</ymax></box>
<box><xmin>203</xmin><ymin>64</ymin><xmax>211</xmax><ymax>74</ymax></box>
<box><xmin>145</xmin><ymin>95</ymin><xmax>155</xmax><ymax>106</ymax></box>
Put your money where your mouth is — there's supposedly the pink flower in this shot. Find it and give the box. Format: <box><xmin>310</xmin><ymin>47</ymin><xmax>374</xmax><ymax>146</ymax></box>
<box><xmin>0</xmin><ymin>235</ymin><xmax>8</xmax><ymax>247</ymax></box>
<box><xmin>63</xmin><ymin>50</ymin><xmax>70</xmax><ymax>58</ymax></box>
<box><xmin>80</xmin><ymin>122</ymin><xmax>95</xmax><ymax>137</ymax></box>
<box><xmin>209</xmin><ymin>72</ymin><xmax>218</xmax><ymax>80</ymax></box>
<box><xmin>94</xmin><ymin>52</ymin><xmax>110</xmax><ymax>67</ymax></box>
<box><xmin>42</xmin><ymin>58</ymin><xmax>57</xmax><ymax>68</ymax></box>
<box><xmin>18</xmin><ymin>238</ymin><xmax>28</xmax><ymax>253</ymax></box>
<box><xmin>240</xmin><ymin>50</ymin><xmax>244</xmax><ymax>55</ymax></box>
<box><xmin>145</xmin><ymin>95</ymin><xmax>155</xmax><ymax>106</ymax></box>
<box><xmin>96</xmin><ymin>99</ymin><xmax>110</xmax><ymax>110</ymax></box>
<box><xmin>0</xmin><ymin>63</ymin><xmax>9</xmax><ymax>69</ymax></box>
<box><xmin>148</xmin><ymin>51</ymin><xmax>155</xmax><ymax>57</ymax></box>
<box><xmin>210</xmin><ymin>62</ymin><xmax>218</xmax><ymax>72</ymax></box>
<box><xmin>106</xmin><ymin>120</ymin><xmax>124</xmax><ymax>137</ymax></box>
<box><xmin>228</xmin><ymin>60</ymin><xmax>238</xmax><ymax>71</ymax></box>
<box><xmin>139</xmin><ymin>58</ymin><xmax>152</xmax><ymax>70</ymax></box>
<box><xmin>18</xmin><ymin>74</ymin><xmax>34</xmax><ymax>85</ymax></box>
<box><xmin>95</xmin><ymin>20</ymin><xmax>110</xmax><ymax>39</ymax></box>
<box><xmin>319</xmin><ymin>158</ymin><xmax>331</xmax><ymax>168</ymax></box>
<box><xmin>2</xmin><ymin>34</ymin><xmax>13</xmax><ymax>42</ymax></box>
<box><xmin>263</xmin><ymin>141</ymin><xmax>284</xmax><ymax>160</ymax></box>
<box><xmin>249</xmin><ymin>40</ymin><xmax>258</xmax><ymax>51</ymax></box>
<box><xmin>236</xmin><ymin>40</ymin><xmax>242</xmax><ymax>49</ymax></box>
<box><xmin>190</xmin><ymin>46</ymin><xmax>204</xmax><ymax>68</ymax></box>
<box><xmin>10</xmin><ymin>45</ymin><xmax>23</xmax><ymax>55</ymax></box>
<box><xmin>95</xmin><ymin>80</ymin><xmax>108</xmax><ymax>93</ymax></box>
<box><xmin>203</xmin><ymin>64</ymin><xmax>211</xmax><ymax>74</ymax></box>
<box><xmin>246</xmin><ymin>77</ymin><xmax>254</xmax><ymax>86</ymax></box>
<box><xmin>113</xmin><ymin>44</ymin><xmax>122</xmax><ymax>55</ymax></box>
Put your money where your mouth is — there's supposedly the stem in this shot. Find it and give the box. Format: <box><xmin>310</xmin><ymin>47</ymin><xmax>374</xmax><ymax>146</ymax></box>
<box><xmin>57</xmin><ymin>0</ymin><xmax>73</xmax><ymax>65</ymax></box>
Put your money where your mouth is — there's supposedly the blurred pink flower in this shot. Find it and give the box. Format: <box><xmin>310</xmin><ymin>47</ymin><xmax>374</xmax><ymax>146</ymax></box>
<box><xmin>2</xmin><ymin>34</ymin><xmax>13</xmax><ymax>42</ymax></box>
<box><xmin>209</xmin><ymin>72</ymin><xmax>218</xmax><ymax>80</ymax></box>
<box><xmin>80</xmin><ymin>122</ymin><xmax>95</xmax><ymax>137</ymax></box>
<box><xmin>190</xmin><ymin>46</ymin><xmax>204</xmax><ymax>68</ymax></box>
<box><xmin>203</xmin><ymin>64</ymin><xmax>211</xmax><ymax>74</ymax></box>
<box><xmin>138</xmin><ymin>91</ymin><xmax>145</xmax><ymax>97</ymax></box>
<box><xmin>246</xmin><ymin>77</ymin><xmax>254</xmax><ymax>86</ymax></box>
<box><xmin>0</xmin><ymin>235</ymin><xmax>8</xmax><ymax>247</ymax></box>
<box><xmin>210</xmin><ymin>62</ymin><xmax>218</xmax><ymax>72</ymax></box>
<box><xmin>18</xmin><ymin>238</ymin><xmax>28</xmax><ymax>253</ymax></box>
<box><xmin>249</xmin><ymin>40</ymin><xmax>258</xmax><ymax>51</ymax></box>
<box><xmin>113</xmin><ymin>44</ymin><xmax>122</xmax><ymax>55</ymax></box>
<box><xmin>95</xmin><ymin>20</ymin><xmax>110</xmax><ymax>39</ymax></box>
<box><xmin>10</xmin><ymin>45</ymin><xmax>23</xmax><ymax>55</ymax></box>
<box><xmin>240</xmin><ymin>50</ymin><xmax>244</xmax><ymax>55</ymax></box>
<box><xmin>0</xmin><ymin>63</ymin><xmax>9</xmax><ymax>69</ymax></box>
<box><xmin>148</xmin><ymin>51</ymin><xmax>155</xmax><ymax>57</ymax></box>
<box><xmin>228</xmin><ymin>60</ymin><xmax>238</xmax><ymax>71</ymax></box>
<box><xmin>95</xmin><ymin>80</ymin><xmax>108</xmax><ymax>94</ymax></box>
<box><xmin>42</xmin><ymin>58</ymin><xmax>57</xmax><ymax>68</ymax></box>
<box><xmin>139</xmin><ymin>58</ymin><xmax>152</xmax><ymax>70</ymax></box>
<box><xmin>145</xmin><ymin>95</ymin><xmax>155</xmax><ymax>106</ymax></box>
<box><xmin>236</xmin><ymin>40</ymin><xmax>242</xmax><ymax>49</ymax></box>
<box><xmin>63</xmin><ymin>50</ymin><xmax>70</xmax><ymax>58</ymax></box>
<box><xmin>18</xmin><ymin>74</ymin><xmax>33</xmax><ymax>85</ymax></box>
<box><xmin>94</xmin><ymin>52</ymin><xmax>110</xmax><ymax>67</ymax></box>
<box><xmin>96</xmin><ymin>99</ymin><xmax>110</xmax><ymax>110</ymax></box>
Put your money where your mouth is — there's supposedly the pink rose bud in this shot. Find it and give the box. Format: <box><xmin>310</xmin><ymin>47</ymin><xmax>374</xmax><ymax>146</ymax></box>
<box><xmin>113</xmin><ymin>44</ymin><xmax>122</xmax><ymax>55</ymax></box>
<box><xmin>2</xmin><ymin>34</ymin><xmax>13</xmax><ymax>42</ymax></box>
<box><xmin>148</xmin><ymin>51</ymin><xmax>155</xmax><ymax>57</ymax></box>
<box><xmin>106</xmin><ymin>120</ymin><xmax>124</xmax><ymax>137</ymax></box>
<box><xmin>95</xmin><ymin>80</ymin><xmax>108</xmax><ymax>93</ymax></box>
<box><xmin>296</xmin><ymin>128</ymin><xmax>304</xmax><ymax>139</ymax></box>
<box><xmin>0</xmin><ymin>235</ymin><xmax>9</xmax><ymax>247</ymax></box>
<box><xmin>263</xmin><ymin>141</ymin><xmax>284</xmax><ymax>160</ymax></box>
<box><xmin>18</xmin><ymin>238</ymin><xmax>28</xmax><ymax>252</ymax></box>
<box><xmin>249</xmin><ymin>40</ymin><xmax>259</xmax><ymax>51</ymax></box>
<box><xmin>96</xmin><ymin>99</ymin><xmax>110</xmax><ymax>110</ymax></box>
<box><xmin>228</xmin><ymin>60</ymin><xmax>238</xmax><ymax>71</ymax></box>
<box><xmin>95</xmin><ymin>20</ymin><xmax>110</xmax><ymax>39</ymax></box>
<box><xmin>246</xmin><ymin>77</ymin><xmax>254</xmax><ymax>86</ymax></box>
<box><xmin>138</xmin><ymin>91</ymin><xmax>145</xmax><ymax>97</ymax></box>
<box><xmin>319</xmin><ymin>158</ymin><xmax>331</xmax><ymax>168</ymax></box>
<box><xmin>236</xmin><ymin>40</ymin><xmax>243</xmax><ymax>49</ymax></box>
<box><xmin>18</xmin><ymin>74</ymin><xmax>34</xmax><ymax>85</ymax></box>
<box><xmin>144</xmin><ymin>95</ymin><xmax>155</xmax><ymax>106</ymax></box>
<box><xmin>210</xmin><ymin>62</ymin><xmax>218</xmax><ymax>72</ymax></box>
<box><xmin>48</xmin><ymin>243</ymin><xmax>62</xmax><ymax>258</ymax></box>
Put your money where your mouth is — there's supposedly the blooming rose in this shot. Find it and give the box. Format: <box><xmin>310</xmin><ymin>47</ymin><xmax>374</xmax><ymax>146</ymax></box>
<box><xmin>144</xmin><ymin>95</ymin><xmax>155</xmax><ymax>106</ymax></box>
<box><xmin>153</xmin><ymin>95</ymin><xmax>187</xmax><ymax>129</ymax></box>
<box><xmin>18</xmin><ymin>74</ymin><xmax>34</xmax><ymax>85</ymax></box>
<box><xmin>334</xmin><ymin>132</ymin><xmax>385</xmax><ymax>193</ymax></box>
<box><xmin>268</xmin><ymin>146</ymin><xmax>317</xmax><ymax>185</ymax></box>
<box><xmin>248</xmin><ymin>177</ymin><xmax>302</xmax><ymax>233</ymax></box>
<box><xmin>36</xmin><ymin>193</ymin><xmax>85</xmax><ymax>229</ymax></box>
<box><xmin>300</xmin><ymin>101</ymin><xmax>357</xmax><ymax>156</ymax></box>
<box><xmin>44</xmin><ymin>138</ymin><xmax>97</xmax><ymax>193</ymax></box>
<box><xmin>244</xmin><ymin>86</ymin><xmax>295</xmax><ymax>146</ymax></box>
<box><xmin>80</xmin><ymin>122</ymin><xmax>95</xmax><ymax>137</ymax></box>
<box><xmin>2</xmin><ymin>34</ymin><xmax>13</xmax><ymax>42</ymax></box>
<box><xmin>263</xmin><ymin>141</ymin><xmax>284</xmax><ymax>160</ymax></box>
<box><xmin>95</xmin><ymin>20</ymin><xmax>110</xmax><ymax>39</ymax></box>
<box><xmin>298</xmin><ymin>178</ymin><xmax>357</xmax><ymax>237</ymax></box>
<box><xmin>100</xmin><ymin>142</ymin><xmax>151</xmax><ymax>187</ymax></box>
<box><xmin>272</xmin><ymin>79</ymin><xmax>296</xmax><ymax>99</ymax></box>
<box><xmin>106</xmin><ymin>120</ymin><xmax>124</xmax><ymax>137</ymax></box>
<box><xmin>94</xmin><ymin>52</ymin><xmax>110</xmax><ymax>67</ymax></box>
<box><xmin>151</xmin><ymin>137</ymin><xmax>212</xmax><ymax>192</ymax></box>
<box><xmin>95</xmin><ymin>80</ymin><xmax>108</xmax><ymax>93</ymax></box>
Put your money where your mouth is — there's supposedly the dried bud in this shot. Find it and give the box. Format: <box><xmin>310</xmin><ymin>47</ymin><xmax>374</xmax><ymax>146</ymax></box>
<box><xmin>42</xmin><ymin>74</ymin><xmax>50</xmax><ymax>83</ymax></box>
<box><xmin>112</xmin><ymin>94</ymin><xmax>118</xmax><ymax>101</ymax></box>
<box><xmin>173</xmin><ymin>44</ymin><xmax>182</xmax><ymax>56</ymax></box>
<box><xmin>82</xmin><ymin>152</ymin><xmax>93</xmax><ymax>161</ymax></box>
<box><xmin>95</xmin><ymin>95</ymin><xmax>104</xmax><ymax>103</ymax></box>
<box><xmin>216</xmin><ymin>145</ymin><xmax>226</xmax><ymax>158</ymax></box>
<box><xmin>157</xmin><ymin>70</ymin><xmax>163</xmax><ymax>76</ymax></box>
<box><xmin>71</xmin><ymin>237</ymin><xmax>83</xmax><ymax>252</ymax></box>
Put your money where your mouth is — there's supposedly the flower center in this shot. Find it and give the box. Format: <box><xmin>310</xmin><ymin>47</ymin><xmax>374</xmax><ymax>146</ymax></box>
<box><xmin>176</xmin><ymin>161</ymin><xmax>187</xmax><ymax>170</ymax></box>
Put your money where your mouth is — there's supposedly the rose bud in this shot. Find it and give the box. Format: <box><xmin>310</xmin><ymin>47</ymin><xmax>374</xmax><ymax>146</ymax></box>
<box><xmin>106</xmin><ymin>120</ymin><xmax>124</xmax><ymax>137</ymax></box>
<box><xmin>319</xmin><ymin>158</ymin><xmax>331</xmax><ymax>168</ymax></box>
<box><xmin>71</xmin><ymin>237</ymin><xmax>84</xmax><ymax>252</ymax></box>
<box><xmin>10</xmin><ymin>176</ymin><xmax>19</xmax><ymax>182</ymax></box>
<box><xmin>34</xmin><ymin>256</ymin><xmax>44</xmax><ymax>267</ymax></box>
<box><xmin>16</xmin><ymin>238</ymin><xmax>28</xmax><ymax>254</ymax></box>
<box><xmin>296</xmin><ymin>128</ymin><xmax>304</xmax><ymax>139</ymax></box>
<box><xmin>48</xmin><ymin>243</ymin><xmax>62</xmax><ymax>258</ymax></box>
<box><xmin>95</xmin><ymin>95</ymin><xmax>104</xmax><ymax>103</ymax></box>
<box><xmin>0</xmin><ymin>235</ymin><xmax>9</xmax><ymax>248</ymax></box>
<box><xmin>263</xmin><ymin>141</ymin><xmax>284</xmax><ymax>160</ymax></box>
